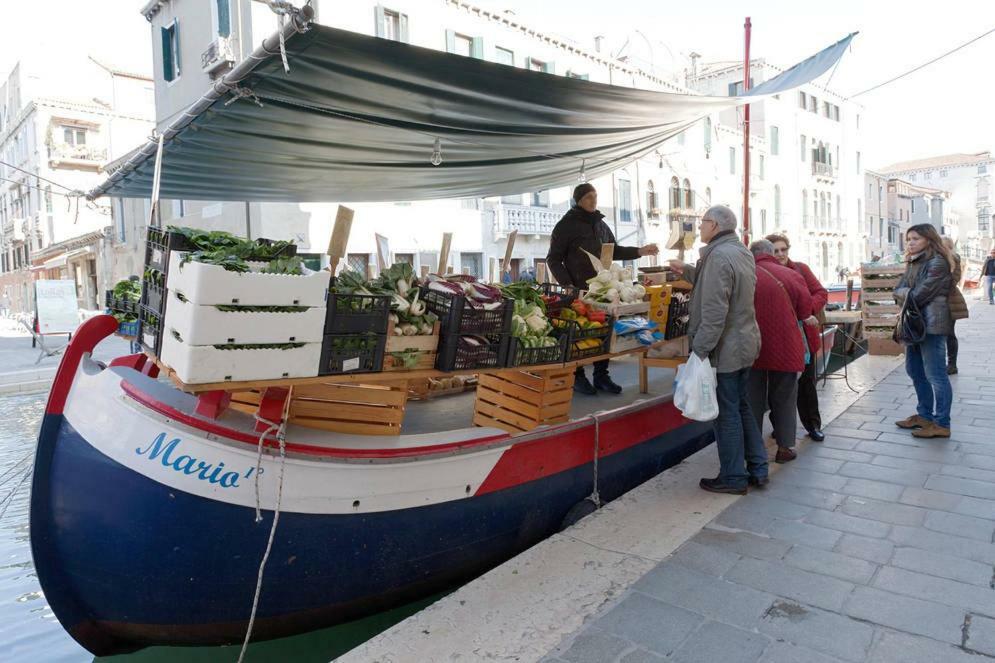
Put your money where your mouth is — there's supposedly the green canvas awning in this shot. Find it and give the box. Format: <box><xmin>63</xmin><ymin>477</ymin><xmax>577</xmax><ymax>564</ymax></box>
<box><xmin>89</xmin><ymin>14</ymin><xmax>854</xmax><ymax>203</ymax></box>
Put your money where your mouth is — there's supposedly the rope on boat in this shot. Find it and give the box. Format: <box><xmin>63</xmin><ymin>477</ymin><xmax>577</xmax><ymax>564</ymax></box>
<box><xmin>0</xmin><ymin>450</ymin><xmax>32</xmax><ymax>487</ymax></box>
<box><xmin>588</xmin><ymin>414</ymin><xmax>602</xmax><ymax>508</ymax></box>
<box><xmin>237</xmin><ymin>389</ymin><xmax>294</xmax><ymax>663</ymax></box>
<box><xmin>0</xmin><ymin>463</ymin><xmax>32</xmax><ymax>521</ymax></box>
<box><xmin>253</xmin><ymin>0</ymin><xmax>312</xmax><ymax>73</ymax></box>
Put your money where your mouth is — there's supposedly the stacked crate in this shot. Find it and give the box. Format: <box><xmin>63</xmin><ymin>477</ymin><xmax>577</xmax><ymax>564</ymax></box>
<box><xmin>860</xmin><ymin>263</ymin><xmax>905</xmax><ymax>356</ymax></box>
<box><xmin>421</xmin><ymin>287</ymin><xmax>513</xmax><ymax>370</ymax></box>
<box><xmin>320</xmin><ymin>288</ymin><xmax>390</xmax><ymax>375</ymax></box>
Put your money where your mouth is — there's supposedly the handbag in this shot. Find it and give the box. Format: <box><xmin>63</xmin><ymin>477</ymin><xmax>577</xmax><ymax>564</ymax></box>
<box><xmin>757</xmin><ymin>266</ymin><xmax>810</xmax><ymax>365</ymax></box>
<box><xmin>897</xmin><ymin>292</ymin><xmax>926</xmax><ymax>344</ymax></box>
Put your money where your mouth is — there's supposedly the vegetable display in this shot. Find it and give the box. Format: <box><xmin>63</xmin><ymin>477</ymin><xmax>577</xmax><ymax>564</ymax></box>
<box><xmin>169</xmin><ymin>226</ymin><xmax>300</xmax><ymax>274</ymax></box>
<box><xmin>425</xmin><ymin>273</ymin><xmax>504</xmax><ymax>310</ymax></box>
<box><xmin>583</xmin><ymin>264</ymin><xmax>647</xmax><ymax>304</ymax></box>
<box><xmin>331</xmin><ymin>263</ymin><xmax>438</xmax><ymax>336</ymax></box>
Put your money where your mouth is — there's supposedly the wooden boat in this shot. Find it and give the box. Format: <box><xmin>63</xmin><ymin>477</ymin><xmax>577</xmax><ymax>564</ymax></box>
<box><xmin>32</xmin><ymin>315</ymin><xmax>712</xmax><ymax>654</ymax></box>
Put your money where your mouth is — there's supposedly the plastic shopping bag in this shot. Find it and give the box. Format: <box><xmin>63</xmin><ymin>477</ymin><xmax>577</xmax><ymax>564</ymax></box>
<box><xmin>673</xmin><ymin>353</ymin><xmax>719</xmax><ymax>422</ymax></box>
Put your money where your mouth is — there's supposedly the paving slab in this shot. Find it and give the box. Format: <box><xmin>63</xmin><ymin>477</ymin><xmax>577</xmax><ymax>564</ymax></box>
<box><xmin>758</xmin><ymin>599</ymin><xmax>874</xmax><ymax>662</ymax></box>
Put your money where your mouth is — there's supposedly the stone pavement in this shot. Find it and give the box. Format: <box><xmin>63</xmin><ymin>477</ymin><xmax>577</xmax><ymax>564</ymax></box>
<box><xmin>0</xmin><ymin>316</ymin><xmax>130</xmax><ymax>395</ymax></box>
<box><xmin>542</xmin><ymin>302</ymin><xmax>995</xmax><ymax>663</ymax></box>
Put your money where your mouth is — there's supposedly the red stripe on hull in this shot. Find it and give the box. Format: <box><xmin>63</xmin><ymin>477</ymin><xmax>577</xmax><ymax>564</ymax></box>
<box><xmin>475</xmin><ymin>400</ymin><xmax>689</xmax><ymax>495</ymax></box>
<box><xmin>46</xmin><ymin>315</ymin><xmax>119</xmax><ymax>416</ymax></box>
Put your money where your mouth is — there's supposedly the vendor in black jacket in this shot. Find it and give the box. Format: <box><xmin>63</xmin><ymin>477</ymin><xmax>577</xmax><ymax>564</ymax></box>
<box><xmin>547</xmin><ymin>183</ymin><xmax>659</xmax><ymax>395</ymax></box>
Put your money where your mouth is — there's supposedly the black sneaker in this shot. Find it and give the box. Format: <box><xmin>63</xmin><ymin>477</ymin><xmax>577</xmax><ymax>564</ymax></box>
<box><xmin>573</xmin><ymin>373</ymin><xmax>597</xmax><ymax>395</ymax></box>
<box><xmin>807</xmin><ymin>429</ymin><xmax>825</xmax><ymax>442</ymax></box>
<box><xmin>593</xmin><ymin>374</ymin><xmax>623</xmax><ymax>394</ymax></box>
<box><xmin>748</xmin><ymin>475</ymin><xmax>770</xmax><ymax>488</ymax></box>
<box><xmin>699</xmin><ymin>477</ymin><xmax>747</xmax><ymax>495</ymax></box>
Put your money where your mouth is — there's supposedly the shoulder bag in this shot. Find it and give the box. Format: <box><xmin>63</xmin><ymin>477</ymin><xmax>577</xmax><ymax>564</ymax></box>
<box><xmin>757</xmin><ymin>266</ymin><xmax>810</xmax><ymax>365</ymax></box>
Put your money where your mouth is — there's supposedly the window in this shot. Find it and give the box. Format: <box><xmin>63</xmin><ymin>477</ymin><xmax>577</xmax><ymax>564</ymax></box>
<box><xmin>939</xmin><ymin>169</ymin><xmax>948</xmax><ymax>178</ymax></box>
<box><xmin>911</xmin><ymin>199</ymin><xmax>916</xmax><ymax>214</ymax></box>
<box><xmin>214</xmin><ymin>0</ymin><xmax>231</xmax><ymax>37</ymax></box>
<box><xmin>925</xmin><ymin>171</ymin><xmax>932</xmax><ymax>180</ymax></box>
<box><xmin>646</xmin><ymin>180</ymin><xmax>658</xmax><ymax>213</ymax></box>
<box><xmin>460</xmin><ymin>252</ymin><xmax>483</xmax><ymax>278</ymax></box>
<box><xmin>760</xmin><ymin>209</ymin><xmax>767</xmax><ymax>235</ymax></box>
<box><xmin>682</xmin><ymin>179</ymin><xmax>692</xmax><ymax>208</ymax></box>
<box><xmin>759</xmin><ymin>155</ymin><xmax>765</xmax><ymax>180</ymax></box>
<box><xmin>770</xmin><ymin>126</ymin><xmax>779</xmax><ymax>155</ymax></box>
<box><xmin>798</xmin><ymin>91</ymin><xmax>807</xmax><ymax>109</ymax></box>
<box><xmin>800</xmin><ymin>134</ymin><xmax>806</xmax><ymax>162</ymax></box>
<box><xmin>823</xmin><ymin>101</ymin><xmax>831</xmax><ymax>118</ymax></box>
<box><xmin>808</xmin><ymin>95</ymin><xmax>817</xmax><ymax>113</ymax></box>
<box><xmin>500</xmin><ymin>193</ymin><xmax>521</xmax><ymax>205</ymax></box>
<box><xmin>617</xmin><ymin>178</ymin><xmax>632</xmax><ymax>222</ymax></box>
<box><xmin>446</xmin><ymin>30</ymin><xmax>482</xmax><ymax>58</ymax></box>
<box><xmin>802</xmin><ymin>190</ymin><xmax>808</xmax><ymax>226</ymax></box>
<box><xmin>347</xmin><ymin>253</ymin><xmax>370</xmax><ymax>275</ymax></box>
<box><xmin>669</xmin><ymin>176</ymin><xmax>681</xmax><ymax>209</ymax></box>
<box><xmin>979</xmin><ymin>164</ymin><xmax>988</xmax><ymax>175</ymax></box>
<box><xmin>729</xmin><ymin>146</ymin><xmax>736</xmax><ymax>175</ymax></box>
<box><xmin>531</xmin><ymin>189</ymin><xmax>549</xmax><ymax>207</ymax></box>
<box><xmin>774</xmin><ymin>185</ymin><xmax>781</xmax><ymax>224</ymax></box>
<box><xmin>703</xmin><ymin>117</ymin><xmax>712</xmax><ymax>154</ymax></box>
<box><xmin>375</xmin><ymin>6</ymin><xmax>408</xmax><ymax>43</ymax></box>
<box><xmin>115</xmin><ymin>198</ymin><xmax>126</xmax><ymax>242</ymax></box>
<box><xmin>835</xmin><ymin>195</ymin><xmax>840</xmax><ymax>226</ymax></box>
<box><xmin>494</xmin><ymin>47</ymin><xmax>514</xmax><ymax>66</ymax></box>
<box><xmin>395</xmin><ymin>253</ymin><xmax>414</xmax><ymax>265</ymax></box>
<box><xmin>980</xmin><ymin>210</ymin><xmax>991</xmax><ymax>233</ymax></box>
<box><xmin>63</xmin><ymin>126</ymin><xmax>87</xmax><ymax>146</ymax></box>
<box><xmin>833</xmin><ymin>105</ymin><xmax>840</xmax><ymax>121</ymax></box>
<box><xmin>161</xmin><ymin>21</ymin><xmax>180</xmax><ymax>82</ymax></box>
<box><xmin>527</xmin><ymin>57</ymin><xmax>554</xmax><ymax>74</ymax></box>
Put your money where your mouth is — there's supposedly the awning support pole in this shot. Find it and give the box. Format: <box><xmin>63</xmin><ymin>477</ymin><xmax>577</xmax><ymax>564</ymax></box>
<box><xmin>742</xmin><ymin>16</ymin><xmax>752</xmax><ymax>246</ymax></box>
<box><xmin>148</xmin><ymin>134</ymin><xmax>165</xmax><ymax>229</ymax></box>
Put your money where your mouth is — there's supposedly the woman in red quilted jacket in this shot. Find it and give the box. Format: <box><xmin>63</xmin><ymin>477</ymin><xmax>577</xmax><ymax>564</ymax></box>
<box><xmin>748</xmin><ymin>240</ymin><xmax>813</xmax><ymax>464</ymax></box>
<box><xmin>767</xmin><ymin>233</ymin><xmax>828</xmax><ymax>442</ymax></box>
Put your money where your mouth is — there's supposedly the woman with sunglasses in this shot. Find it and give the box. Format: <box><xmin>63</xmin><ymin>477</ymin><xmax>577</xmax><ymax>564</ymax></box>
<box><xmin>894</xmin><ymin>224</ymin><xmax>955</xmax><ymax>438</ymax></box>
<box><xmin>765</xmin><ymin>234</ymin><xmax>827</xmax><ymax>442</ymax></box>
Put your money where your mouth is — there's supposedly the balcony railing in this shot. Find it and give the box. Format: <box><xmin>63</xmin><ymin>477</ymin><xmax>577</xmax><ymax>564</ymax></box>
<box><xmin>494</xmin><ymin>203</ymin><xmax>560</xmax><ymax>236</ymax></box>
<box><xmin>48</xmin><ymin>143</ymin><xmax>107</xmax><ymax>164</ymax></box>
<box><xmin>812</xmin><ymin>161</ymin><xmax>835</xmax><ymax>179</ymax></box>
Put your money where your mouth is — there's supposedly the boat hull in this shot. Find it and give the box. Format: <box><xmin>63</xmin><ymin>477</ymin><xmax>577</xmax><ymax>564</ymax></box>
<box><xmin>31</xmin><ymin>316</ymin><xmax>714</xmax><ymax>655</ymax></box>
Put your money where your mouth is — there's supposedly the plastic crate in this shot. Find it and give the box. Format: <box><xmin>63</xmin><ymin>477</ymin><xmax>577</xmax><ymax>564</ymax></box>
<box><xmin>318</xmin><ymin>333</ymin><xmax>386</xmax><ymax>375</ymax></box>
<box><xmin>435</xmin><ymin>334</ymin><xmax>509</xmax><ymax>371</ymax></box>
<box><xmin>420</xmin><ymin>287</ymin><xmax>513</xmax><ymax>336</ymax></box>
<box><xmin>552</xmin><ymin>319</ymin><xmax>612</xmax><ymax>362</ymax></box>
<box><xmin>144</xmin><ymin>227</ymin><xmax>297</xmax><ymax>276</ymax></box>
<box><xmin>324</xmin><ymin>289</ymin><xmax>391</xmax><ymax>334</ymax></box>
<box><xmin>506</xmin><ymin>333</ymin><xmax>570</xmax><ymax>367</ymax></box>
<box><xmin>538</xmin><ymin>283</ymin><xmax>579</xmax><ymax>315</ymax></box>
<box><xmin>117</xmin><ymin>320</ymin><xmax>141</xmax><ymax>338</ymax></box>
<box><xmin>142</xmin><ymin>277</ymin><xmax>167</xmax><ymax>314</ymax></box>
<box><xmin>138</xmin><ymin>305</ymin><xmax>164</xmax><ymax>357</ymax></box>
<box><xmin>104</xmin><ymin>291</ymin><xmax>138</xmax><ymax>316</ymax></box>
<box><xmin>665</xmin><ymin>294</ymin><xmax>690</xmax><ymax>340</ymax></box>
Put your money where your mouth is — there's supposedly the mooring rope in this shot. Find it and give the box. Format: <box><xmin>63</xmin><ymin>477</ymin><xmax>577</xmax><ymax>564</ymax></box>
<box><xmin>588</xmin><ymin>413</ymin><xmax>602</xmax><ymax>508</ymax></box>
<box><xmin>0</xmin><ymin>464</ymin><xmax>32</xmax><ymax>521</ymax></box>
<box><xmin>238</xmin><ymin>390</ymin><xmax>293</xmax><ymax>663</ymax></box>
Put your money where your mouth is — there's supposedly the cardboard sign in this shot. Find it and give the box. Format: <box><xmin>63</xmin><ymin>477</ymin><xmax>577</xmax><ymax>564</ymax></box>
<box><xmin>599</xmin><ymin>243</ymin><xmax>614</xmax><ymax>269</ymax></box>
<box><xmin>536</xmin><ymin>262</ymin><xmax>548</xmax><ymax>283</ymax></box>
<box><xmin>488</xmin><ymin>257</ymin><xmax>498</xmax><ymax>283</ymax></box>
<box><xmin>375</xmin><ymin>233</ymin><xmax>390</xmax><ymax>272</ymax></box>
<box><xmin>326</xmin><ymin>206</ymin><xmax>354</xmax><ymax>274</ymax></box>
<box><xmin>437</xmin><ymin>233</ymin><xmax>453</xmax><ymax>274</ymax></box>
<box><xmin>503</xmin><ymin>230</ymin><xmax>518</xmax><ymax>274</ymax></box>
<box><xmin>35</xmin><ymin>279</ymin><xmax>78</xmax><ymax>334</ymax></box>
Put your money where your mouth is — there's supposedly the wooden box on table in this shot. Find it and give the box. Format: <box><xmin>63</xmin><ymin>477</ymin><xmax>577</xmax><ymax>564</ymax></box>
<box><xmin>473</xmin><ymin>368</ymin><xmax>575</xmax><ymax>434</ymax></box>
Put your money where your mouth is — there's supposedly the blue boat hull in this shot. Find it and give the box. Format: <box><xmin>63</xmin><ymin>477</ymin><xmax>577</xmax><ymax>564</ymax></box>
<box><xmin>33</xmin><ymin>409</ymin><xmax>712</xmax><ymax>654</ymax></box>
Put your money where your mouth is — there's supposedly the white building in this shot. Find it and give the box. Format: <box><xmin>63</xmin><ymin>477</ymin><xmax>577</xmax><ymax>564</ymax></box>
<box><xmin>0</xmin><ymin>55</ymin><xmax>153</xmax><ymax>314</ymax></box>
<box><xmin>688</xmin><ymin>59</ymin><xmax>864</xmax><ymax>283</ymax></box>
<box><xmin>877</xmin><ymin>151</ymin><xmax>995</xmax><ymax>264</ymax></box>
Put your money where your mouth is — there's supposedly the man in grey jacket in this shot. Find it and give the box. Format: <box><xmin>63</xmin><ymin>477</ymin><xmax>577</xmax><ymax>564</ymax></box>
<box><xmin>670</xmin><ymin>206</ymin><xmax>766</xmax><ymax>494</ymax></box>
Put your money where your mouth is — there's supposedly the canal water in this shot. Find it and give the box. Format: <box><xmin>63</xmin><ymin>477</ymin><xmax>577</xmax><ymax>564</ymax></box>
<box><xmin>0</xmin><ymin>392</ymin><xmax>437</xmax><ymax>662</ymax></box>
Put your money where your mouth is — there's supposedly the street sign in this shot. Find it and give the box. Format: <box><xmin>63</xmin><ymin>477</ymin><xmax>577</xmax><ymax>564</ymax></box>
<box><xmin>35</xmin><ymin>279</ymin><xmax>78</xmax><ymax>334</ymax></box>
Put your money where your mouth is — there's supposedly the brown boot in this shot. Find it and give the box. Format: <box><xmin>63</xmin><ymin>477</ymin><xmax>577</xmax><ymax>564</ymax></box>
<box><xmin>775</xmin><ymin>447</ymin><xmax>797</xmax><ymax>463</ymax></box>
<box><xmin>895</xmin><ymin>415</ymin><xmax>931</xmax><ymax>429</ymax></box>
<box><xmin>912</xmin><ymin>422</ymin><xmax>951</xmax><ymax>438</ymax></box>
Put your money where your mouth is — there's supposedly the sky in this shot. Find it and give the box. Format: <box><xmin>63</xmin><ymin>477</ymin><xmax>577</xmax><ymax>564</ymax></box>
<box><xmin>0</xmin><ymin>0</ymin><xmax>992</xmax><ymax>170</ymax></box>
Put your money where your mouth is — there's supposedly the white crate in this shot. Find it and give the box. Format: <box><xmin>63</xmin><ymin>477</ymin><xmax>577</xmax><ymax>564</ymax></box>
<box><xmin>164</xmin><ymin>293</ymin><xmax>326</xmax><ymax>345</ymax></box>
<box><xmin>590</xmin><ymin>300</ymin><xmax>650</xmax><ymax>316</ymax></box>
<box><xmin>167</xmin><ymin>252</ymin><xmax>330</xmax><ymax>306</ymax></box>
<box><xmin>160</xmin><ymin>334</ymin><xmax>321</xmax><ymax>384</ymax></box>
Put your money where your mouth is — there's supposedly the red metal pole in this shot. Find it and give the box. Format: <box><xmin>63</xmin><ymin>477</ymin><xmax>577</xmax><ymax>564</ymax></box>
<box><xmin>742</xmin><ymin>16</ymin><xmax>752</xmax><ymax>245</ymax></box>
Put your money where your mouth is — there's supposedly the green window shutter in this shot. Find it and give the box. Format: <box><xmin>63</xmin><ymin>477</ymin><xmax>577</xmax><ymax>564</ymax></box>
<box><xmin>374</xmin><ymin>5</ymin><xmax>385</xmax><ymax>38</ymax></box>
<box><xmin>161</xmin><ymin>27</ymin><xmax>173</xmax><ymax>82</ymax></box>
<box><xmin>445</xmin><ymin>29</ymin><xmax>455</xmax><ymax>53</ymax></box>
<box><xmin>217</xmin><ymin>0</ymin><xmax>231</xmax><ymax>37</ymax></box>
<box><xmin>399</xmin><ymin>13</ymin><xmax>409</xmax><ymax>43</ymax></box>
<box><xmin>542</xmin><ymin>61</ymin><xmax>555</xmax><ymax>75</ymax></box>
<box><xmin>470</xmin><ymin>37</ymin><xmax>484</xmax><ymax>59</ymax></box>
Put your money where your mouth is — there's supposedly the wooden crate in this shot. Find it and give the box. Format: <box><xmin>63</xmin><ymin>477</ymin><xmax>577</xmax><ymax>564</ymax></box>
<box><xmin>384</xmin><ymin>321</ymin><xmax>439</xmax><ymax>372</ymax></box>
<box><xmin>287</xmin><ymin>380</ymin><xmax>409</xmax><ymax>435</ymax></box>
<box><xmin>868</xmin><ymin>336</ymin><xmax>904</xmax><ymax>356</ymax></box>
<box><xmin>860</xmin><ymin>264</ymin><xmax>904</xmax><ymax>342</ymax></box>
<box><xmin>473</xmin><ymin>368</ymin><xmax>575</xmax><ymax>434</ymax></box>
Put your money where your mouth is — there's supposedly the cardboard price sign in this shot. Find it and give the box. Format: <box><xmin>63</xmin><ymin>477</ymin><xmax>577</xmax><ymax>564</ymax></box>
<box><xmin>437</xmin><ymin>233</ymin><xmax>453</xmax><ymax>274</ymax></box>
<box><xmin>326</xmin><ymin>205</ymin><xmax>354</xmax><ymax>274</ymax></box>
<box><xmin>502</xmin><ymin>230</ymin><xmax>518</xmax><ymax>275</ymax></box>
<box><xmin>375</xmin><ymin>233</ymin><xmax>390</xmax><ymax>273</ymax></box>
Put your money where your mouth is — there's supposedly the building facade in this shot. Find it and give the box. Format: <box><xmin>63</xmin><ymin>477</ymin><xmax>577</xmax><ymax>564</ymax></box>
<box><xmin>877</xmin><ymin>151</ymin><xmax>994</xmax><ymax>264</ymax></box>
<box><xmin>0</xmin><ymin>56</ymin><xmax>153</xmax><ymax>316</ymax></box>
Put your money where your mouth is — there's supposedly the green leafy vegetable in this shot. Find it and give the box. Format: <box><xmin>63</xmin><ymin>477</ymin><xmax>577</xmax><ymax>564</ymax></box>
<box><xmin>211</xmin><ymin>342</ymin><xmax>307</xmax><ymax>350</ymax></box>
<box><xmin>214</xmin><ymin>305</ymin><xmax>309</xmax><ymax>313</ymax></box>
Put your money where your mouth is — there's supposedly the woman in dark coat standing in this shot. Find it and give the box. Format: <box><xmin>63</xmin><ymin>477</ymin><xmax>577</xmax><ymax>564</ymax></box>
<box><xmin>894</xmin><ymin>224</ymin><xmax>955</xmax><ymax>438</ymax></box>
<box><xmin>547</xmin><ymin>183</ymin><xmax>658</xmax><ymax>394</ymax></box>
<box><xmin>941</xmin><ymin>237</ymin><xmax>969</xmax><ymax>374</ymax></box>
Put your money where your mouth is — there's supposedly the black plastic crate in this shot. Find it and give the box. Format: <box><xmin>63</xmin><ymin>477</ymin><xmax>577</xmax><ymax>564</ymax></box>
<box><xmin>506</xmin><ymin>333</ymin><xmax>570</xmax><ymax>368</ymax></box>
<box><xmin>552</xmin><ymin>319</ymin><xmax>612</xmax><ymax>361</ymax></box>
<box><xmin>319</xmin><ymin>333</ymin><xmax>386</xmax><ymax>375</ymax></box>
<box><xmin>324</xmin><ymin>288</ymin><xmax>391</xmax><ymax>335</ymax></box>
<box><xmin>141</xmin><ymin>277</ymin><xmax>167</xmax><ymax>314</ymax></box>
<box><xmin>420</xmin><ymin>287</ymin><xmax>513</xmax><ymax>336</ymax></box>
<box><xmin>144</xmin><ymin>227</ymin><xmax>299</xmax><ymax>282</ymax></box>
<box><xmin>104</xmin><ymin>290</ymin><xmax>138</xmax><ymax>315</ymax></box>
<box><xmin>665</xmin><ymin>293</ymin><xmax>690</xmax><ymax>340</ymax></box>
<box><xmin>435</xmin><ymin>334</ymin><xmax>509</xmax><ymax>371</ymax></box>
<box><xmin>138</xmin><ymin>305</ymin><xmax>164</xmax><ymax>357</ymax></box>
<box><xmin>538</xmin><ymin>283</ymin><xmax>579</xmax><ymax>315</ymax></box>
